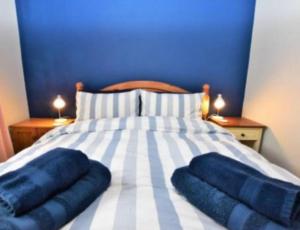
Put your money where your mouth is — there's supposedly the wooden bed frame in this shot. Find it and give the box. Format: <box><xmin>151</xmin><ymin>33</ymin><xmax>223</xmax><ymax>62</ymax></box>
<box><xmin>75</xmin><ymin>81</ymin><xmax>210</xmax><ymax>119</ymax></box>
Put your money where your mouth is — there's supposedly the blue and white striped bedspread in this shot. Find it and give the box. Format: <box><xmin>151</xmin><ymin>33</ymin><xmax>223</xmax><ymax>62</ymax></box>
<box><xmin>1</xmin><ymin>117</ymin><xmax>299</xmax><ymax>230</ymax></box>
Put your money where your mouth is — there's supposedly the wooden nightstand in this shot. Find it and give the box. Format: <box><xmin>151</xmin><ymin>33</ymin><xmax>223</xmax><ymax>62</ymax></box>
<box><xmin>210</xmin><ymin>117</ymin><xmax>266</xmax><ymax>152</ymax></box>
<box><xmin>9</xmin><ymin>118</ymin><xmax>74</xmax><ymax>153</ymax></box>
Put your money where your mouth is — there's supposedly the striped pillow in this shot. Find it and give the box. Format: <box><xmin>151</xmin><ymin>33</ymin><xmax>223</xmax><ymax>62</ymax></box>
<box><xmin>140</xmin><ymin>90</ymin><xmax>203</xmax><ymax>118</ymax></box>
<box><xmin>76</xmin><ymin>90</ymin><xmax>139</xmax><ymax>121</ymax></box>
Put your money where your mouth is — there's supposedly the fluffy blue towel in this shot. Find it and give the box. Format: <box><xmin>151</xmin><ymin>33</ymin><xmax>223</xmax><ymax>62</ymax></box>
<box><xmin>171</xmin><ymin>167</ymin><xmax>287</xmax><ymax>230</ymax></box>
<box><xmin>0</xmin><ymin>160</ymin><xmax>111</xmax><ymax>230</ymax></box>
<box><xmin>189</xmin><ymin>153</ymin><xmax>300</xmax><ymax>227</ymax></box>
<box><xmin>0</xmin><ymin>148</ymin><xmax>90</xmax><ymax>217</ymax></box>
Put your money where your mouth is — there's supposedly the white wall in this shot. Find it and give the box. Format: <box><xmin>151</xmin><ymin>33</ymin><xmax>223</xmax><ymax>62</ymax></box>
<box><xmin>243</xmin><ymin>0</ymin><xmax>300</xmax><ymax>176</ymax></box>
<box><xmin>0</xmin><ymin>0</ymin><xmax>29</xmax><ymax>126</ymax></box>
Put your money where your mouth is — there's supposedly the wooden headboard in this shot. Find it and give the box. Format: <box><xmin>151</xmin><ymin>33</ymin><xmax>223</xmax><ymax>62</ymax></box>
<box><xmin>75</xmin><ymin>81</ymin><xmax>210</xmax><ymax>119</ymax></box>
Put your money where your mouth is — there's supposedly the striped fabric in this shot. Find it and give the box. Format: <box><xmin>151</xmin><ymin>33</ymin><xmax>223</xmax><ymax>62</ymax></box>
<box><xmin>140</xmin><ymin>90</ymin><xmax>204</xmax><ymax>118</ymax></box>
<box><xmin>76</xmin><ymin>90</ymin><xmax>139</xmax><ymax>121</ymax></box>
<box><xmin>1</xmin><ymin>117</ymin><xmax>299</xmax><ymax>230</ymax></box>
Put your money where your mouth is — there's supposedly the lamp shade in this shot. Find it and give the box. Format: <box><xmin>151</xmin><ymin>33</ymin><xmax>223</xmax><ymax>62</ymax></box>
<box><xmin>53</xmin><ymin>95</ymin><xmax>66</xmax><ymax>110</ymax></box>
<box><xmin>214</xmin><ymin>94</ymin><xmax>225</xmax><ymax>110</ymax></box>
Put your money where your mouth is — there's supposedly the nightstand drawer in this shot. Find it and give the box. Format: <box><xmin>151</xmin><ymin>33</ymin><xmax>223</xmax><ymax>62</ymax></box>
<box><xmin>9</xmin><ymin>118</ymin><xmax>74</xmax><ymax>153</ymax></box>
<box><xmin>9</xmin><ymin>127</ymin><xmax>37</xmax><ymax>153</ymax></box>
<box><xmin>209</xmin><ymin>117</ymin><xmax>265</xmax><ymax>152</ymax></box>
<box><xmin>9</xmin><ymin>127</ymin><xmax>52</xmax><ymax>153</ymax></box>
<box><xmin>226</xmin><ymin>127</ymin><xmax>263</xmax><ymax>141</ymax></box>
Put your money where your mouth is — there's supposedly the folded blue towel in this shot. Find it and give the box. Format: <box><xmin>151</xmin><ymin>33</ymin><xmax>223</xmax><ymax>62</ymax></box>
<box><xmin>0</xmin><ymin>160</ymin><xmax>111</xmax><ymax>230</ymax></box>
<box><xmin>189</xmin><ymin>153</ymin><xmax>300</xmax><ymax>227</ymax></box>
<box><xmin>171</xmin><ymin>167</ymin><xmax>287</xmax><ymax>230</ymax></box>
<box><xmin>0</xmin><ymin>148</ymin><xmax>90</xmax><ymax>217</ymax></box>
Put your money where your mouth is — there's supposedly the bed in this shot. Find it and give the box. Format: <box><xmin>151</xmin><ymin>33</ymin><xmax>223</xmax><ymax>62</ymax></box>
<box><xmin>1</xmin><ymin>81</ymin><xmax>299</xmax><ymax>230</ymax></box>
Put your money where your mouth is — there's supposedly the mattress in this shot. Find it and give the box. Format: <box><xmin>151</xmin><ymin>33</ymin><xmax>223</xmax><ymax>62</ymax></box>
<box><xmin>1</xmin><ymin>117</ymin><xmax>299</xmax><ymax>230</ymax></box>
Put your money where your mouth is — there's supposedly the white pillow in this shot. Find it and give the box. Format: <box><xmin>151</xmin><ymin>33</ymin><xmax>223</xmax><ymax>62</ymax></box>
<box><xmin>140</xmin><ymin>90</ymin><xmax>203</xmax><ymax>118</ymax></box>
<box><xmin>76</xmin><ymin>90</ymin><xmax>139</xmax><ymax>121</ymax></box>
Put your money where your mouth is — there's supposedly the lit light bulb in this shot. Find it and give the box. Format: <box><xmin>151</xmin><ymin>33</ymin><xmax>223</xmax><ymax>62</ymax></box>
<box><xmin>53</xmin><ymin>95</ymin><xmax>66</xmax><ymax>110</ymax></box>
<box><xmin>214</xmin><ymin>94</ymin><xmax>225</xmax><ymax>115</ymax></box>
<box><xmin>53</xmin><ymin>95</ymin><xmax>66</xmax><ymax>123</ymax></box>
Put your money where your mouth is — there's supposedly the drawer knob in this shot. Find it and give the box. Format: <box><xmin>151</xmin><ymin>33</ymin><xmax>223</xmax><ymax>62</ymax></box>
<box><xmin>241</xmin><ymin>133</ymin><xmax>246</xmax><ymax>137</ymax></box>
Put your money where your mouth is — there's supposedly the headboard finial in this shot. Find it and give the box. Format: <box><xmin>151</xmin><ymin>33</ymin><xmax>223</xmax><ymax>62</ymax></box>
<box><xmin>76</xmin><ymin>82</ymin><xmax>84</xmax><ymax>91</ymax></box>
<box><xmin>203</xmin><ymin>84</ymin><xmax>210</xmax><ymax>95</ymax></box>
<box><xmin>201</xmin><ymin>83</ymin><xmax>210</xmax><ymax>120</ymax></box>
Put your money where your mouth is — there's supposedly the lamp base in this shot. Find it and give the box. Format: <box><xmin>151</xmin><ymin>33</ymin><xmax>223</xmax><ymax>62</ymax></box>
<box><xmin>210</xmin><ymin>115</ymin><xmax>228</xmax><ymax>123</ymax></box>
<box><xmin>54</xmin><ymin>118</ymin><xmax>67</xmax><ymax>125</ymax></box>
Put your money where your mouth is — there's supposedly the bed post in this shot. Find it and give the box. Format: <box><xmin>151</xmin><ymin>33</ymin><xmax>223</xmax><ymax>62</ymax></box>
<box><xmin>201</xmin><ymin>84</ymin><xmax>210</xmax><ymax>120</ymax></box>
<box><xmin>76</xmin><ymin>82</ymin><xmax>84</xmax><ymax>91</ymax></box>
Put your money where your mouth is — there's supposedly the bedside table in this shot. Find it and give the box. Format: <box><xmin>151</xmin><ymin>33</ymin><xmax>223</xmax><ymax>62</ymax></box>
<box><xmin>9</xmin><ymin>118</ymin><xmax>74</xmax><ymax>153</ymax></box>
<box><xmin>210</xmin><ymin>117</ymin><xmax>266</xmax><ymax>152</ymax></box>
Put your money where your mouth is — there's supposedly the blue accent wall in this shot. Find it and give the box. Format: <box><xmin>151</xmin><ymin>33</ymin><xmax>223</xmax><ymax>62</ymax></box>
<box><xmin>15</xmin><ymin>0</ymin><xmax>256</xmax><ymax>117</ymax></box>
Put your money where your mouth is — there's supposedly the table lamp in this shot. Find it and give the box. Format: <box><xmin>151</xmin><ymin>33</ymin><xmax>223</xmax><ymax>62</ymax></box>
<box><xmin>211</xmin><ymin>94</ymin><xmax>227</xmax><ymax>122</ymax></box>
<box><xmin>53</xmin><ymin>95</ymin><xmax>67</xmax><ymax>123</ymax></box>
